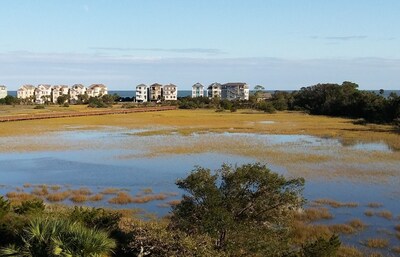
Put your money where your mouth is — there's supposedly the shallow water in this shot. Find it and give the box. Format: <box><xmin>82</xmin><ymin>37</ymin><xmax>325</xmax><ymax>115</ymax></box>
<box><xmin>0</xmin><ymin>128</ymin><xmax>399</xmax><ymax>254</ymax></box>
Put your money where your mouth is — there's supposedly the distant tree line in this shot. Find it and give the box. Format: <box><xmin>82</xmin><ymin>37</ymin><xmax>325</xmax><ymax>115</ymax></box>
<box><xmin>177</xmin><ymin>82</ymin><xmax>400</xmax><ymax>125</ymax></box>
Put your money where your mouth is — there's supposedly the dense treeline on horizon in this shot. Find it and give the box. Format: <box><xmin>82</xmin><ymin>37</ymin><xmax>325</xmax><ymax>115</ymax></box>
<box><xmin>178</xmin><ymin>81</ymin><xmax>400</xmax><ymax>126</ymax></box>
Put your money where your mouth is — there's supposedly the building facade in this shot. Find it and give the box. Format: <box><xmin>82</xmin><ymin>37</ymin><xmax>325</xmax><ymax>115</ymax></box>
<box><xmin>149</xmin><ymin>83</ymin><xmax>163</xmax><ymax>101</ymax></box>
<box><xmin>136</xmin><ymin>84</ymin><xmax>148</xmax><ymax>102</ymax></box>
<box><xmin>52</xmin><ymin>85</ymin><xmax>70</xmax><ymax>103</ymax></box>
<box><xmin>17</xmin><ymin>85</ymin><xmax>36</xmax><ymax>100</ymax></box>
<box><xmin>0</xmin><ymin>85</ymin><xmax>7</xmax><ymax>99</ymax></box>
<box><xmin>192</xmin><ymin>83</ymin><xmax>204</xmax><ymax>97</ymax></box>
<box><xmin>87</xmin><ymin>84</ymin><xmax>108</xmax><ymax>98</ymax></box>
<box><xmin>163</xmin><ymin>84</ymin><xmax>177</xmax><ymax>101</ymax></box>
<box><xmin>221</xmin><ymin>83</ymin><xmax>250</xmax><ymax>101</ymax></box>
<box><xmin>70</xmin><ymin>84</ymin><xmax>87</xmax><ymax>102</ymax></box>
<box><xmin>35</xmin><ymin>84</ymin><xmax>52</xmax><ymax>104</ymax></box>
<box><xmin>207</xmin><ymin>82</ymin><xmax>222</xmax><ymax>98</ymax></box>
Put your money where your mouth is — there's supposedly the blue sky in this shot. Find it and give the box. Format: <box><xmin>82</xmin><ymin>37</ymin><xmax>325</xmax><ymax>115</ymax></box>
<box><xmin>1</xmin><ymin>0</ymin><xmax>399</xmax><ymax>90</ymax></box>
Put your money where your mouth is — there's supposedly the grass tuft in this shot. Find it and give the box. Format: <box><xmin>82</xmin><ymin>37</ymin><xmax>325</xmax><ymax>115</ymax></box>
<box><xmin>364</xmin><ymin>238</ymin><xmax>389</xmax><ymax>248</ymax></box>
<box><xmin>314</xmin><ymin>198</ymin><xmax>358</xmax><ymax>208</ymax></box>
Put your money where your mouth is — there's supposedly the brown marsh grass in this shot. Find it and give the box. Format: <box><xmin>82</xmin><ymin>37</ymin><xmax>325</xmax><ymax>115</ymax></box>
<box><xmin>46</xmin><ymin>191</ymin><xmax>71</xmax><ymax>202</ymax></box>
<box><xmin>6</xmin><ymin>191</ymin><xmax>37</xmax><ymax>202</ymax></box>
<box><xmin>32</xmin><ymin>186</ymin><xmax>49</xmax><ymax>196</ymax></box>
<box><xmin>337</xmin><ymin>246</ymin><xmax>363</xmax><ymax>257</ymax></box>
<box><xmin>89</xmin><ymin>194</ymin><xmax>104</xmax><ymax>201</ymax></box>
<box><xmin>392</xmin><ymin>246</ymin><xmax>400</xmax><ymax>254</ymax></box>
<box><xmin>23</xmin><ymin>183</ymin><xmax>31</xmax><ymax>188</ymax></box>
<box><xmin>295</xmin><ymin>207</ymin><xmax>333</xmax><ymax>222</ymax></box>
<box><xmin>50</xmin><ymin>185</ymin><xmax>61</xmax><ymax>191</ymax></box>
<box><xmin>329</xmin><ymin>224</ymin><xmax>356</xmax><ymax>235</ymax></box>
<box><xmin>348</xmin><ymin>219</ymin><xmax>367</xmax><ymax>230</ymax></box>
<box><xmin>70</xmin><ymin>194</ymin><xmax>88</xmax><ymax>203</ymax></box>
<box><xmin>376</xmin><ymin>210</ymin><xmax>393</xmax><ymax>220</ymax></box>
<box><xmin>108</xmin><ymin>192</ymin><xmax>134</xmax><ymax>204</ymax></box>
<box><xmin>367</xmin><ymin>202</ymin><xmax>384</xmax><ymax>208</ymax></box>
<box><xmin>364</xmin><ymin>238</ymin><xmax>389</xmax><ymax>248</ymax></box>
<box><xmin>71</xmin><ymin>187</ymin><xmax>92</xmax><ymax>196</ymax></box>
<box><xmin>141</xmin><ymin>188</ymin><xmax>153</xmax><ymax>194</ymax></box>
<box><xmin>314</xmin><ymin>199</ymin><xmax>358</xmax><ymax>208</ymax></box>
<box><xmin>395</xmin><ymin>224</ymin><xmax>400</xmax><ymax>232</ymax></box>
<box><xmin>101</xmin><ymin>188</ymin><xmax>122</xmax><ymax>195</ymax></box>
<box><xmin>166</xmin><ymin>199</ymin><xmax>181</xmax><ymax>206</ymax></box>
<box><xmin>365</xmin><ymin>210</ymin><xmax>374</xmax><ymax>217</ymax></box>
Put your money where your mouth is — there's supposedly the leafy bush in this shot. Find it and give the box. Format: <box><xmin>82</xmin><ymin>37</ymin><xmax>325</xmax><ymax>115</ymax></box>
<box><xmin>0</xmin><ymin>196</ymin><xmax>10</xmax><ymax>219</ymax></box>
<box><xmin>14</xmin><ymin>199</ymin><xmax>45</xmax><ymax>215</ymax></box>
<box><xmin>171</xmin><ymin>163</ymin><xmax>305</xmax><ymax>255</ymax></box>
<box><xmin>69</xmin><ymin>207</ymin><xmax>122</xmax><ymax>231</ymax></box>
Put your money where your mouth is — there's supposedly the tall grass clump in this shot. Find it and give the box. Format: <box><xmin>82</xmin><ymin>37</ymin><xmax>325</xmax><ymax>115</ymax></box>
<box><xmin>364</xmin><ymin>238</ymin><xmax>389</xmax><ymax>248</ymax></box>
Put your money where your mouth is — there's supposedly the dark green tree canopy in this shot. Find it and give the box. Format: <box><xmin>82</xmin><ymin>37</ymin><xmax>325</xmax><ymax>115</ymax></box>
<box><xmin>171</xmin><ymin>163</ymin><xmax>305</xmax><ymax>255</ymax></box>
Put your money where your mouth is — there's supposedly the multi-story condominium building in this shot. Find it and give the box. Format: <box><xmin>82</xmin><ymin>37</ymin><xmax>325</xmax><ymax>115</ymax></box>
<box><xmin>52</xmin><ymin>85</ymin><xmax>70</xmax><ymax>103</ymax></box>
<box><xmin>192</xmin><ymin>83</ymin><xmax>204</xmax><ymax>98</ymax></box>
<box><xmin>136</xmin><ymin>84</ymin><xmax>148</xmax><ymax>102</ymax></box>
<box><xmin>207</xmin><ymin>82</ymin><xmax>222</xmax><ymax>98</ymax></box>
<box><xmin>163</xmin><ymin>84</ymin><xmax>177</xmax><ymax>101</ymax></box>
<box><xmin>221</xmin><ymin>82</ymin><xmax>250</xmax><ymax>101</ymax></box>
<box><xmin>35</xmin><ymin>84</ymin><xmax>52</xmax><ymax>104</ymax></box>
<box><xmin>70</xmin><ymin>84</ymin><xmax>87</xmax><ymax>102</ymax></box>
<box><xmin>87</xmin><ymin>84</ymin><xmax>107</xmax><ymax>97</ymax></box>
<box><xmin>0</xmin><ymin>85</ymin><xmax>7</xmax><ymax>99</ymax></box>
<box><xmin>149</xmin><ymin>83</ymin><xmax>163</xmax><ymax>101</ymax></box>
<box><xmin>17</xmin><ymin>85</ymin><xmax>36</xmax><ymax>100</ymax></box>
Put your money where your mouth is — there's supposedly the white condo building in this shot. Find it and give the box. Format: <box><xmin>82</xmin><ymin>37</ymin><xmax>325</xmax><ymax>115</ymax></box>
<box><xmin>52</xmin><ymin>85</ymin><xmax>69</xmax><ymax>103</ymax></box>
<box><xmin>35</xmin><ymin>84</ymin><xmax>52</xmax><ymax>104</ymax></box>
<box><xmin>163</xmin><ymin>84</ymin><xmax>177</xmax><ymax>101</ymax></box>
<box><xmin>136</xmin><ymin>84</ymin><xmax>148</xmax><ymax>102</ymax></box>
<box><xmin>0</xmin><ymin>85</ymin><xmax>7</xmax><ymax>99</ymax></box>
<box><xmin>87</xmin><ymin>84</ymin><xmax>107</xmax><ymax>97</ymax></box>
<box><xmin>221</xmin><ymin>82</ymin><xmax>250</xmax><ymax>101</ymax></box>
<box><xmin>17</xmin><ymin>85</ymin><xmax>36</xmax><ymax>100</ymax></box>
<box><xmin>192</xmin><ymin>83</ymin><xmax>204</xmax><ymax>97</ymax></box>
<box><xmin>207</xmin><ymin>82</ymin><xmax>222</xmax><ymax>98</ymax></box>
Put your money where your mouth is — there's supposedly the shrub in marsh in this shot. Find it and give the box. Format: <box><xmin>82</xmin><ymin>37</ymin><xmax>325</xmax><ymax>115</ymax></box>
<box><xmin>69</xmin><ymin>207</ymin><xmax>122</xmax><ymax>231</ymax></box>
<box><xmin>364</xmin><ymin>210</ymin><xmax>374</xmax><ymax>217</ymax></box>
<box><xmin>33</xmin><ymin>105</ymin><xmax>45</xmax><ymax>109</ymax></box>
<box><xmin>116</xmin><ymin>217</ymin><xmax>223</xmax><ymax>257</ymax></box>
<box><xmin>0</xmin><ymin>196</ymin><xmax>10</xmax><ymax>219</ymax></box>
<box><xmin>301</xmin><ymin>234</ymin><xmax>341</xmax><ymax>257</ymax></box>
<box><xmin>14</xmin><ymin>199</ymin><xmax>45</xmax><ymax>215</ymax></box>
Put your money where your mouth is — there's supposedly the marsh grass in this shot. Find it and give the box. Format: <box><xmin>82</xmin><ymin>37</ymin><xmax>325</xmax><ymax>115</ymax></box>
<box><xmin>395</xmin><ymin>224</ymin><xmax>400</xmax><ymax>232</ymax></box>
<box><xmin>329</xmin><ymin>224</ymin><xmax>356</xmax><ymax>234</ymax></box>
<box><xmin>50</xmin><ymin>185</ymin><xmax>61</xmax><ymax>191</ymax></box>
<box><xmin>337</xmin><ymin>246</ymin><xmax>363</xmax><ymax>257</ymax></box>
<box><xmin>108</xmin><ymin>192</ymin><xmax>134</xmax><ymax>204</ymax></box>
<box><xmin>166</xmin><ymin>199</ymin><xmax>181</xmax><ymax>206</ymax></box>
<box><xmin>141</xmin><ymin>188</ymin><xmax>153</xmax><ymax>194</ymax></box>
<box><xmin>392</xmin><ymin>246</ymin><xmax>400</xmax><ymax>254</ymax></box>
<box><xmin>32</xmin><ymin>186</ymin><xmax>49</xmax><ymax>196</ymax></box>
<box><xmin>89</xmin><ymin>194</ymin><xmax>104</xmax><ymax>201</ymax></box>
<box><xmin>72</xmin><ymin>187</ymin><xmax>92</xmax><ymax>195</ymax></box>
<box><xmin>348</xmin><ymin>219</ymin><xmax>367</xmax><ymax>230</ymax></box>
<box><xmin>6</xmin><ymin>191</ymin><xmax>37</xmax><ymax>202</ymax></box>
<box><xmin>101</xmin><ymin>188</ymin><xmax>122</xmax><ymax>195</ymax></box>
<box><xmin>365</xmin><ymin>210</ymin><xmax>374</xmax><ymax>217</ymax></box>
<box><xmin>376</xmin><ymin>210</ymin><xmax>393</xmax><ymax>220</ymax></box>
<box><xmin>70</xmin><ymin>194</ymin><xmax>88</xmax><ymax>203</ymax></box>
<box><xmin>364</xmin><ymin>238</ymin><xmax>389</xmax><ymax>248</ymax></box>
<box><xmin>295</xmin><ymin>207</ymin><xmax>333</xmax><ymax>221</ymax></box>
<box><xmin>314</xmin><ymin>199</ymin><xmax>358</xmax><ymax>208</ymax></box>
<box><xmin>367</xmin><ymin>202</ymin><xmax>383</xmax><ymax>208</ymax></box>
<box><xmin>108</xmin><ymin>192</ymin><xmax>169</xmax><ymax>205</ymax></box>
<box><xmin>23</xmin><ymin>183</ymin><xmax>31</xmax><ymax>188</ymax></box>
<box><xmin>46</xmin><ymin>191</ymin><xmax>71</xmax><ymax>202</ymax></box>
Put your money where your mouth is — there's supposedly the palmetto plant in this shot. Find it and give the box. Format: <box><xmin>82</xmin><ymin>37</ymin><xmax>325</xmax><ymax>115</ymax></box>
<box><xmin>0</xmin><ymin>217</ymin><xmax>115</xmax><ymax>257</ymax></box>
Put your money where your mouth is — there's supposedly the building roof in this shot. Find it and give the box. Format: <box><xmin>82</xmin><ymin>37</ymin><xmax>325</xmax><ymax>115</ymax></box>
<box><xmin>193</xmin><ymin>82</ymin><xmax>203</xmax><ymax>88</ymax></box>
<box><xmin>72</xmin><ymin>84</ymin><xmax>85</xmax><ymax>89</ymax></box>
<box><xmin>89</xmin><ymin>84</ymin><xmax>107</xmax><ymax>89</ymax></box>
<box><xmin>18</xmin><ymin>84</ymin><xmax>35</xmax><ymax>91</ymax></box>
<box><xmin>222</xmin><ymin>82</ymin><xmax>248</xmax><ymax>88</ymax></box>
<box><xmin>136</xmin><ymin>84</ymin><xmax>147</xmax><ymax>88</ymax></box>
<box><xmin>207</xmin><ymin>82</ymin><xmax>221</xmax><ymax>89</ymax></box>
<box><xmin>164</xmin><ymin>83</ymin><xmax>177</xmax><ymax>88</ymax></box>
<box><xmin>150</xmin><ymin>83</ymin><xmax>163</xmax><ymax>87</ymax></box>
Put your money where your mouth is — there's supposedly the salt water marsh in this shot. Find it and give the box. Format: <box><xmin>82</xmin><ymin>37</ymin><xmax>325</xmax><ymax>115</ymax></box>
<box><xmin>1</xmin><ymin>109</ymin><xmax>400</xmax><ymax>254</ymax></box>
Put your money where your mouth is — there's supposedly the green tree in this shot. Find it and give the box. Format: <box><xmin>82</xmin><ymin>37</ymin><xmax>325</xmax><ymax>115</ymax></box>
<box><xmin>56</xmin><ymin>95</ymin><xmax>69</xmax><ymax>105</ymax></box>
<box><xmin>171</xmin><ymin>163</ymin><xmax>305</xmax><ymax>255</ymax></box>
